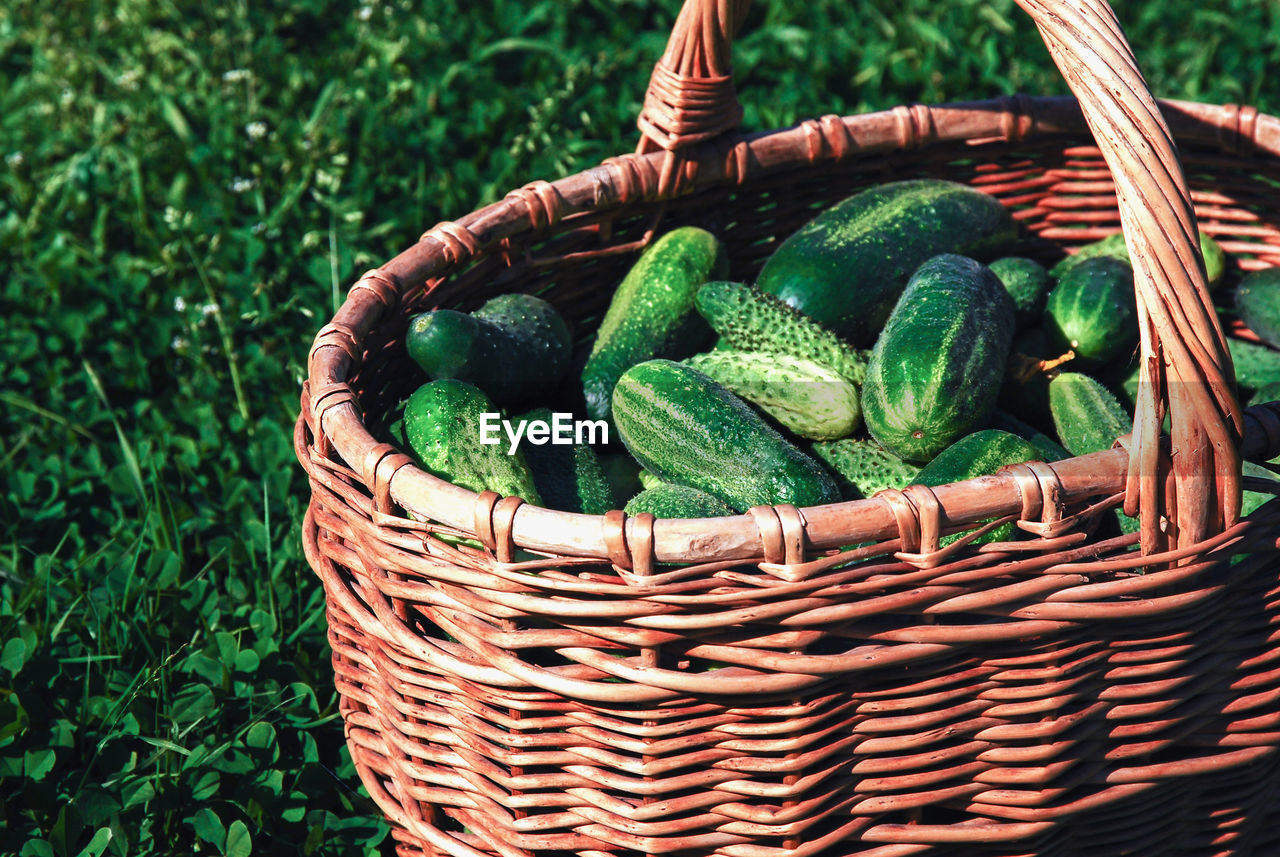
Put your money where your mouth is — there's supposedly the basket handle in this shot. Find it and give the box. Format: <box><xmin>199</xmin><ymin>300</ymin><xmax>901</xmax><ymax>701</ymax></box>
<box><xmin>638</xmin><ymin>0</ymin><xmax>1243</xmax><ymax>555</ymax></box>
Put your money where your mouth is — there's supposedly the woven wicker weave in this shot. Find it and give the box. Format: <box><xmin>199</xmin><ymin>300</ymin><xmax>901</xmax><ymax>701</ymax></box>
<box><xmin>296</xmin><ymin>0</ymin><xmax>1280</xmax><ymax>854</ymax></box>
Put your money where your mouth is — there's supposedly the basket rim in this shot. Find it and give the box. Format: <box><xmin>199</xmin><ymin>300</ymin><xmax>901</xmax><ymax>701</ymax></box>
<box><xmin>302</xmin><ymin>94</ymin><xmax>1280</xmax><ymax>566</ymax></box>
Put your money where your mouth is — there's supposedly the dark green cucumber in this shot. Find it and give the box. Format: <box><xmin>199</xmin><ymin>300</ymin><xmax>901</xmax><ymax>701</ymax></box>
<box><xmin>1052</xmin><ymin>230</ymin><xmax>1227</xmax><ymax>289</ymax></box>
<box><xmin>989</xmin><ymin>409</ymin><xmax>1070</xmax><ymax>462</ymax></box>
<box><xmin>861</xmin><ymin>254</ymin><xmax>1017</xmax><ymax>462</ymax></box>
<box><xmin>1048</xmin><ymin>372</ymin><xmax>1132</xmax><ymax>458</ymax></box>
<box><xmin>997</xmin><ymin>327</ymin><xmax>1056</xmax><ymax>431</ymax></box>
<box><xmin>624</xmin><ymin>484</ymin><xmax>735</xmax><ymax>519</ymax></box>
<box><xmin>912</xmin><ymin>429</ymin><xmax>1041</xmax><ymax>545</ymax></box>
<box><xmin>810</xmin><ymin>439</ymin><xmax>920</xmax><ymax>501</ymax></box>
<box><xmin>407</xmin><ymin>293</ymin><xmax>571</xmax><ymax>405</ymax></box>
<box><xmin>756</xmin><ymin>179</ymin><xmax>1016</xmax><ymax>345</ymax></box>
<box><xmin>1235</xmin><ymin>268</ymin><xmax>1280</xmax><ymax>349</ymax></box>
<box><xmin>684</xmin><ymin>351</ymin><xmax>860</xmax><ymax>440</ymax></box>
<box><xmin>518</xmin><ymin>408</ymin><xmax>615</xmax><ymax>515</ymax></box>
<box><xmin>694</xmin><ymin>281</ymin><xmax>868</xmax><ymax>384</ymax></box>
<box><xmin>1227</xmin><ymin>337</ymin><xmax>1280</xmax><ymax>393</ymax></box>
<box><xmin>611</xmin><ymin>360</ymin><xmax>840</xmax><ymax>511</ymax></box>
<box><xmin>403</xmin><ymin>380</ymin><xmax>542</xmax><ymax>503</ymax></box>
<box><xmin>989</xmin><ymin>257</ymin><xmax>1052</xmax><ymax>329</ymax></box>
<box><xmin>599</xmin><ymin>452</ymin><xmax>644</xmax><ymax>506</ymax></box>
<box><xmin>1043</xmin><ymin>256</ymin><xmax>1137</xmax><ymax>367</ymax></box>
<box><xmin>582</xmin><ymin>227</ymin><xmax>728</xmax><ymax>425</ymax></box>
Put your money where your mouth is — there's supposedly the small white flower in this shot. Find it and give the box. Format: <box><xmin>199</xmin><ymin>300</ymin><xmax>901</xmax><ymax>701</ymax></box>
<box><xmin>171</xmin><ymin>336</ymin><xmax>188</xmax><ymax>351</ymax></box>
<box><xmin>251</xmin><ymin>222</ymin><xmax>266</xmax><ymax>235</ymax></box>
<box><xmin>357</xmin><ymin>5</ymin><xmax>373</xmax><ymax>20</ymax></box>
<box><xmin>230</xmin><ymin>176</ymin><xmax>254</xmax><ymax>193</ymax></box>
<box><xmin>173</xmin><ymin>296</ymin><xmax>187</xmax><ymax>312</ymax></box>
<box><xmin>200</xmin><ymin>303</ymin><xmax>218</xmax><ymax>318</ymax></box>
<box><xmin>245</xmin><ymin>121</ymin><xmax>268</xmax><ymax>140</ymax></box>
<box><xmin>60</xmin><ymin>88</ymin><xmax>74</xmax><ymax>106</ymax></box>
<box><xmin>5</xmin><ymin>152</ymin><xmax>23</xmax><ymax>167</ymax></box>
<box><xmin>223</xmin><ymin>68</ymin><xmax>251</xmax><ymax>83</ymax></box>
<box><xmin>115</xmin><ymin>69</ymin><xmax>141</xmax><ymax>90</ymax></box>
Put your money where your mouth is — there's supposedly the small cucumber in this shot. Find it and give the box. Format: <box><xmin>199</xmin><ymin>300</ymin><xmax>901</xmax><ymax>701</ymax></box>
<box><xmin>582</xmin><ymin>227</ymin><xmax>728</xmax><ymax>425</ymax></box>
<box><xmin>624</xmin><ymin>484</ymin><xmax>735</xmax><ymax>519</ymax></box>
<box><xmin>912</xmin><ymin>429</ymin><xmax>1041</xmax><ymax>545</ymax></box>
<box><xmin>638</xmin><ymin>469</ymin><xmax>666</xmax><ymax>491</ymax></box>
<box><xmin>989</xmin><ymin>409</ymin><xmax>1070</xmax><ymax>462</ymax></box>
<box><xmin>1043</xmin><ymin>257</ymin><xmax>1137</xmax><ymax>367</ymax></box>
<box><xmin>611</xmin><ymin>360</ymin><xmax>840</xmax><ymax>511</ymax></box>
<box><xmin>997</xmin><ymin>327</ymin><xmax>1056</xmax><ymax>430</ymax></box>
<box><xmin>518</xmin><ymin>408</ymin><xmax>615</xmax><ymax>515</ymax></box>
<box><xmin>1048</xmin><ymin>372</ymin><xmax>1132</xmax><ymax>457</ymax></box>
<box><xmin>407</xmin><ymin>293</ymin><xmax>571</xmax><ymax>405</ymax></box>
<box><xmin>1227</xmin><ymin>337</ymin><xmax>1280</xmax><ymax>393</ymax></box>
<box><xmin>684</xmin><ymin>351</ymin><xmax>860</xmax><ymax>440</ymax></box>
<box><xmin>756</xmin><ymin>179</ymin><xmax>1017</xmax><ymax>345</ymax></box>
<box><xmin>1235</xmin><ymin>268</ymin><xmax>1280</xmax><ymax>350</ymax></box>
<box><xmin>810</xmin><ymin>439</ymin><xmax>920</xmax><ymax>501</ymax></box>
<box><xmin>861</xmin><ymin>254</ymin><xmax>1017</xmax><ymax>462</ymax></box>
<box><xmin>694</xmin><ymin>281</ymin><xmax>868</xmax><ymax>384</ymax></box>
<box><xmin>989</xmin><ymin>257</ymin><xmax>1052</xmax><ymax>329</ymax></box>
<box><xmin>1052</xmin><ymin>230</ymin><xmax>1227</xmax><ymax>289</ymax></box>
<box><xmin>404</xmin><ymin>380</ymin><xmax>542</xmax><ymax>503</ymax></box>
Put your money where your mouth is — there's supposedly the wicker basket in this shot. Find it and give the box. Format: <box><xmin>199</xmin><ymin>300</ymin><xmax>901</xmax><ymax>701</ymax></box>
<box><xmin>296</xmin><ymin>0</ymin><xmax>1280</xmax><ymax>854</ymax></box>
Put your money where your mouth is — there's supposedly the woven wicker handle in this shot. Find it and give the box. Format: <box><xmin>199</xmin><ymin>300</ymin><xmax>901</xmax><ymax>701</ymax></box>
<box><xmin>640</xmin><ymin>0</ymin><xmax>1243</xmax><ymax>554</ymax></box>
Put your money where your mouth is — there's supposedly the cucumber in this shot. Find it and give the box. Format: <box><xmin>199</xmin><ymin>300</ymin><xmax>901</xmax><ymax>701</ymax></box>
<box><xmin>582</xmin><ymin>227</ymin><xmax>728</xmax><ymax>425</ymax></box>
<box><xmin>1051</xmin><ymin>230</ymin><xmax>1227</xmax><ymax>289</ymax></box>
<box><xmin>1048</xmin><ymin>372</ymin><xmax>1132</xmax><ymax>457</ymax></box>
<box><xmin>1235</xmin><ymin>268</ymin><xmax>1280</xmax><ymax>349</ymax></box>
<box><xmin>1227</xmin><ymin>337</ymin><xmax>1280</xmax><ymax>393</ymax></box>
<box><xmin>638</xmin><ymin>469</ymin><xmax>665</xmax><ymax>491</ymax></box>
<box><xmin>1249</xmin><ymin>381</ymin><xmax>1280</xmax><ymax>408</ymax></box>
<box><xmin>1043</xmin><ymin>257</ymin><xmax>1137</xmax><ymax>367</ymax></box>
<box><xmin>406</xmin><ymin>293</ymin><xmax>571</xmax><ymax>405</ymax></box>
<box><xmin>810</xmin><ymin>439</ymin><xmax>920</xmax><ymax>501</ymax></box>
<box><xmin>684</xmin><ymin>351</ymin><xmax>860</xmax><ymax>441</ymax></box>
<box><xmin>611</xmin><ymin>360</ymin><xmax>840</xmax><ymax>511</ymax></box>
<box><xmin>624</xmin><ymin>484</ymin><xmax>735</xmax><ymax>519</ymax></box>
<box><xmin>861</xmin><ymin>254</ymin><xmax>1017</xmax><ymax>462</ymax></box>
<box><xmin>599</xmin><ymin>452</ymin><xmax>644</xmax><ymax>505</ymax></box>
<box><xmin>912</xmin><ymin>429</ymin><xmax>1041</xmax><ymax>545</ymax></box>
<box><xmin>989</xmin><ymin>409</ymin><xmax>1070</xmax><ymax>462</ymax></box>
<box><xmin>989</xmin><ymin>256</ymin><xmax>1052</xmax><ymax>329</ymax></box>
<box><xmin>756</xmin><ymin>179</ymin><xmax>1017</xmax><ymax>345</ymax></box>
<box><xmin>403</xmin><ymin>380</ymin><xmax>542</xmax><ymax>503</ymax></box>
<box><xmin>694</xmin><ymin>281</ymin><xmax>868</xmax><ymax>384</ymax></box>
<box><xmin>997</xmin><ymin>327</ymin><xmax>1056</xmax><ymax>430</ymax></box>
<box><xmin>517</xmin><ymin>408</ymin><xmax>615</xmax><ymax>515</ymax></box>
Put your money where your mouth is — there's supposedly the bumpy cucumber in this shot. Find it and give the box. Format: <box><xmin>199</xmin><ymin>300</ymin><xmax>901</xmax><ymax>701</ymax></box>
<box><xmin>810</xmin><ymin>439</ymin><xmax>920</xmax><ymax>501</ymax></box>
<box><xmin>582</xmin><ymin>227</ymin><xmax>728</xmax><ymax>425</ymax></box>
<box><xmin>1048</xmin><ymin>372</ymin><xmax>1132</xmax><ymax>457</ymax></box>
<box><xmin>989</xmin><ymin>257</ymin><xmax>1052</xmax><ymax>329</ymax></box>
<box><xmin>611</xmin><ymin>360</ymin><xmax>840</xmax><ymax>511</ymax></box>
<box><xmin>912</xmin><ymin>429</ymin><xmax>1041</xmax><ymax>544</ymax></box>
<box><xmin>1043</xmin><ymin>257</ymin><xmax>1137</xmax><ymax>367</ymax></box>
<box><xmin>518</xmin><ymin>408</ymin><xmax>615</xmax><ymax>515</ymax></box>
<box><xmin>756</xmin><ymin>179</ymin><xmax>1017</xmax><ymax>345</ymax></box>
<box><xmin>403</xmin><ymin>380</ymin><xmax>542</xmax><ymax>502</ymax></box>
<box><xmin>684</xmin><ymin>351</ymin><xmax>860</xmax><ymax>440</ymax></box>
<box><xmin>989</xmin><ymin>409</ymin><xmax>1070</xmax><ymax>462</ymax></box>
<box><xmin>1235</xmin><ymin>268</ymin><xmax>1280</xmax><ymax>349</ymax></box>
<box><xmin>861</xmin><ymin>254</ymin><xmax>1017</xmax><ymax>462</ymax></box>
<box><xmin>694</xmin><ymin>281</ymin><xmax>868</xmax><ymax>384</ymax></box>
<box><xmin>1227</xmin><ymin>337</ymin><xmax>1280</xmax><ymax>393</ymax></box>
<box><xmin>406</xmin><ymin>293</ymin><xmax>571</xmax><ymax>405</ymax></box>
<box><xmin>624</xmin><ymin>484</ymin><xmax>735</xmax><ymax>519</ymax></box>
<box><xmin>1051</xmin><ymin>230</ymin><xmax>1227</xmax><ymax>289</ymax></box>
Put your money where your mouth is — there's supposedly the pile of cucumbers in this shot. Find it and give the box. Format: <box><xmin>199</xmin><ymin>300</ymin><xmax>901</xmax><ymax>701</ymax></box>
<box><xmin>395</xmin><ymin>177</ymin><xmax>1280</xmax><ymax>532</ymax></box>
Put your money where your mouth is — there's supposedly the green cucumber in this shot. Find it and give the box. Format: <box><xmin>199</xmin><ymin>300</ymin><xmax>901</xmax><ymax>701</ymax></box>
<box><xmin>810</xmin><ymin>439</ymin><xmax>920</xmax><ymax>501</ymax></box>
<box><xmin>997</xmin><ymin>327</ymin><xmax>1056</xmax><ymax>430</ymax></box>
<box><xmin>989</xmin><ymin>409</ymin><xmax>1070</xmax><ymax>462</ymax></box>
<box><xmin>1227</xmin><ymin>337</ymin><xmax>1280</xmax><ymax>393</ymax></box>
<box><xmin>756</xmin><ymin>179</ymin><xmax>1017</xmax><ymax>345</ymax></box>
<box><xmin>1249</xmin><ymin>381</ymin><xmax>1280</xmax><ymax>408</ymax></box>
<box><xmin>403</xmin><ymin>380</ymin><xmax>542</xmax><ymax>503</ymax></box>
<box><xmin>624</xmin><ymin>484</ymin><xmax>735</xmax><ymax>519</ymax></box>
<box><xmin>582</xmin><ymin>227</ymin><xmax>728</xmax><ymax>425</ymax></box>
<box><xmin>1048</xmin><ymin>372</ymin><xmax>1132</xmax><ymax>458</ymax></box>
<box><xmin>599</xmin><ymin>452</ymin><xmax>644</xmax><ymax>506</ymax></box>
<box><xmin>912</xmin><ymin>429</ymin><xmax>1041</xmax><ymax>545</ymax></box>
<box><xmin>611</xmin><ymin>360</ymin><xmax>840</xmax><ymax>511</ymax></box>
<box><xmin>1235</xmin><ymin>268</ymin><xmax>1280</xmax><ymax>349</ymax></box>
<box><xmin>638</xmin><ymin>469</ymin><xmax>665</xmax><ymax>491</ymax></box>
<box><xmin>684</xmin><ymin>351</ymin><xmax>860</xmax><ymax>440</ymax></box>
<box><xmin>518</xmin><ymin>408</ymin><xmax>615</xmax><ymax>515</ymax></box>
<box><xmin>989</xmin><ymin>257</ymin><xmax>1052</xmax><ymax>329</ymax></box>
<box><xmin>694</xmin><ymin>281</ymin><xmax>868</xmax><ymax>384</ymax></box>
<box><xmin>1052</xmin><ymin>230</ymin><xmax>1227</xmax><ymax>289</ymax></box>
<box><xmin>406</xmin><ymin>293</ymin><xmax>571</xmax><ymax>405</ymax></box>
<box><xmin>861</xmin><ymin>254</ymin><xmax>1017</xmax><ymax>462</ymax></box>
<box><xmin>1043</xmin><ymin>257</ymin><xmax>1137</xmax><ymax>367</ymax></box>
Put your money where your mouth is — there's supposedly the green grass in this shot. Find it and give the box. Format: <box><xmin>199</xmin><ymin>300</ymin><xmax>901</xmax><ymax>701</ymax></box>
<box><xmin>2</xmin><ymin>0</ymin><xmax>1280</xmax><ymax>854</ymax></box>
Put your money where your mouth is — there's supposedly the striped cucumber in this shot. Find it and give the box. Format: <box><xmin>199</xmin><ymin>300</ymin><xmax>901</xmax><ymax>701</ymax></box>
<box><xmin>989</xmin><ymin>256</ymin><xmax>1052</xmax><ymax>329</ymax></box>
<box><xmin>1052</xmin><ymin>230</ymin><xmax>1227</xmax><ymax>289</ymax></box>
<box><xmin>1048</xmin><ymin>372</ymin><xmax>1136</xmax><ymax>533</ymax></box>
<box><xmin>911</xmin><ymin>429</ymin><xmax>1041</xmax><ymax>544</ymax></box>
<box><xmin>1235</xmin><ymin>268</ymin><xmax>1280</xmax><ymax>349</ymax></box>
<box><xmin>861</xmin><ymin>254</ymin><xmax>1017</xmax><ymax>462</ymax></box>
<box><xmin>518</xmin><ymin>408</ymin><xmax>615</xmax><ymax>515</ymax></box>
<box><xmin>1043</xmin><ymin>257</ymin><xmax>1137</xmax><ymax>368</ymax></box>
<box><xmin>757</xmin><ymin>179</ymin><xmax>1017</xmax><ymax>345</ymax></box>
